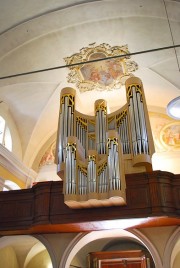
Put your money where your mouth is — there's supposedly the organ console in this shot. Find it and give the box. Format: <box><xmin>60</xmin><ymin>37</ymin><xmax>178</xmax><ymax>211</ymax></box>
<box><xmin>56</xmin><ymin>77</ymin><xmax>155</xmax><ymax>208</ymax></box>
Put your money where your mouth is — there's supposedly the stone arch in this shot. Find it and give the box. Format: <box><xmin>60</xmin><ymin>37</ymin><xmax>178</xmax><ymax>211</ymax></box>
<box><xmin>33</xmin><ymin>234</ymin><xmax>58</xmax><ymax>268</ymax></box>
<box><xmin>163</xmin><ymin>227</ymin><xmax>180</xmax><ymax>268</ymax></box>
<box><xmin>60</xmin><ymin>229</ymin><xmax>162</xmax><ymax>268</ymax></box>
<box><xmin>130</xmin><ymin>229</ymin><xmax>163</xmax><ymax>268</ymax></box>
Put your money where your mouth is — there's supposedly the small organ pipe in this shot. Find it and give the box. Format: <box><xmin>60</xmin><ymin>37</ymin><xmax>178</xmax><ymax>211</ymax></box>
<box><xmin>105</xmin><ymin>166</ymin><xmax>108</xmax><ymax>192</ymax></box>
<box><xmin>107</xmin><ymin>138</ymin><xmax>121</xmax><ymax>191</ymax></box>
<box><xmin>129</xmin><ymin>98</ymin><xmax>138</xmax><ymax>155</ymax></box>
<box><xmin>59</xmin><ymin>114</ymin><xmax>63</xmax><ymax>163</ymax></box>
<box><xmin>71</xmin><ymin>113</ymin><xmax>74</xmax><ymax>136</ymax></box>
<box><xmin>68</xmin><ymin>147</ymin><xmax>72</xmax><ymax>194</ymax></box>
<box><xmin>132</xmin><ymin>86</ymin><xmax>142</xmax><ymax>154</ymax></box>
<box><xmin>88</xmin><ymin>156</ymin><xmax>96</xmax><ymax>193</ymax></box>
<box><xmin>64</xmin><ymin>97</ymin><xmax>68</xmax><ymax>139</ymax></box>
<box><xmin>124</xmin><ymin>115</ymin><xmax>130</xmax><ymax>153</ymax></box>
<box><xmin>138</xmin><ymin>95</ymin><xmax>149</xmax><ymax>154</ymax></box>
<box><xmin>78</xmin><ymin>168</ymin><xmax>81</xmax><ymax>194</ymax></box>
<box><xmin>121</xmin><ymin>121</ymin><xmax>125</xmax><ymax>153</ymax></box>
<box><xmin>68</xmin><ymin>106</ymin><xmax>71</xmax><ymax>136</ymax></box>
<box><xmin>65</xmin><ymin>158</ymin><xmax>69</xmax><ymax>194</ymax></box>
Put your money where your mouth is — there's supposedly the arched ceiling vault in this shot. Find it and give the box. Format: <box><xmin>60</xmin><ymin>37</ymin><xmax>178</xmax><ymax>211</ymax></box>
<box><xmin>0</xmin><ymin>0</ymin><xmax>179</xmax><ymax>167</ymax></box>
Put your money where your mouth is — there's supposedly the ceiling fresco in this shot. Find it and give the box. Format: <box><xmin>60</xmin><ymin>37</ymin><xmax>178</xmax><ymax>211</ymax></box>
<box><xmin>64</xmin><ymin>43</ymin><xmax>138</xmax><ymax>92</ymax></box>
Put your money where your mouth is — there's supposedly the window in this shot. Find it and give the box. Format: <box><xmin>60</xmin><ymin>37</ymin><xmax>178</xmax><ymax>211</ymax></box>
<box><xmin>0</xmin><ymin>116</ymin><xmax>12</xmax><ymax>151</ymax></box>
<box><xmin>0</xmin><ymin>178</ymin><xmax>20</xmax><ymax>191</ymax></box>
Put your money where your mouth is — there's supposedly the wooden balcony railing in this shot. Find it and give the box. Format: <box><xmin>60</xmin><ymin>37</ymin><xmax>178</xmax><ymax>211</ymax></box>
<box><xmin>0</xmin><ymin>171</ymin><xmax>179</xmax><ymax>235</ymax></box>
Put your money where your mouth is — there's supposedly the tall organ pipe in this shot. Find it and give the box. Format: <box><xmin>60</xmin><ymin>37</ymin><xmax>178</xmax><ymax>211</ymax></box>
<box><xmin>126</xmin><ymin>77</ymin><xmax>155</xmax><ymax>162</ymax></box>
<box><xmin>95</xmin><ymin>99</ymin><xmax>107</xmax><ymax>154</ymax></box>
<box><xmin>56</xmin><ymin>88</ymin><xmax>75</xmax><ymax>172</ymax></box>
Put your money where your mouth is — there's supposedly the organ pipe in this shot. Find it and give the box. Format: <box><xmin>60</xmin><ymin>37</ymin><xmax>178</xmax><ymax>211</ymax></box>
<box><xmin>87</xmin><ymin>154</ymin><xmax>97</xmax><ymax>193</ymax></box>
<box><xmin>116</xmin><ymin>110</ymin><xmax>131</xmax><ymax>154</ymax></box>
<box><xmin>78</xmin><ymin>165</ymin><xmax>87</xmax><ymax>195</ymax></box>
<box><xmin>95</xmin><ymin>100</ymin><xmax>107</xmax><ymax>154</ymax></box>
<box><xmin>107</xmin><ymin>137</ymin><xmax>121</xmax><ymax>191</ymax></box>
<box><xmin>56</xmin><ymin>88</ymin><xmax>75</xmax><ymax>174</ymax></box>
<box><xmin>126</xmin><ymin>77</ymin><xmax>155</xmax><ymax>168</ymax></box>
<box><xmin>98</xmin><ymin>162</ymin><xmax>108</xmax><ymax>193</ymax></box>
<box><xmin>127</xmin><ymin>83</ymin><xmax>149</xmax><ymax>155</ymax></box>
<box><xmin>65</xmin><ymin>142</ymin><xmax>76</xmax><ymax>195</ymax></box>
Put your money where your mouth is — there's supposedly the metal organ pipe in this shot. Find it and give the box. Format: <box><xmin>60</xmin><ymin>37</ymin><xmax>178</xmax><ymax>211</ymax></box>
<box><xmin>137</xmin><ymin>94</ymin><xmax>149</xmax><ymax>154</ymax></box>
<box><xmin>78</xmin><ymin>166</ymin><xmax>87</xmax><ymax>195</ymax></box>
<box><xmin>65</xmin><ymin>143</ymin><xmax>76</xmax><ymax>195</ymax></box>
<box><xmin>108</xmin><ymin>138</ymin><xmax>121</xmax><ymax>191</ymax></box>
<box><xmin>127</xmin><ymin>83</ymin><xmax>149</xmax><ymax>156</ymax></box>
<box><xmin>95</xmin><ymin>100</ymin><xmax>107</xmax><ymax>154</ymax></box>
<box><xmin>58</xmin><ymin>89</ymin><xmax>75</xmax><ymax>168</ymax></box>
<box><xmin>117</xmin><ymin>111</ymin><xmax>131</xmax><ymax>154</ymax></box>
<box><xmin>98</xmin><ymin>163</ymin><xmax>108</xmax><ymax>193</ymax></box>
<box><xmin>88</xmin><ymin>155</ymin><xmax>96</xmax><ymax>193</ymax></box>
<box><xmin>76</xmin><ymin>116</ymin><xmax>87</xmax><ymax>152</ymax></box>
<box><xmin>124</xmin><ymin>115</ymin><xmax>130</xmax><ymax>154</ymax></box>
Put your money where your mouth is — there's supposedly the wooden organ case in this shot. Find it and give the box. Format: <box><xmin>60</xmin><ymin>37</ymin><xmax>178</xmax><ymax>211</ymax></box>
<box><xmin>56</xmin><ymin>77</ymin><xmax>155</xmax><ymax>208</ymax></box>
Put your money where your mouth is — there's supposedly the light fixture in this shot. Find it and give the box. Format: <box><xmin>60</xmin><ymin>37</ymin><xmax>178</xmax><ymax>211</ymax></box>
<box><xmin>167</xmin><ymin>96</ymin><xmax>180</xmax><ymax>120</ymax></box>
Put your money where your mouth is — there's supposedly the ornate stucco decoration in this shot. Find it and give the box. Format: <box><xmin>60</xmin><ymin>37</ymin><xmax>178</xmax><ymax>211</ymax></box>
<box><xmin>64</xmin><ymin>43</ymin><xmax>138</xmax><ymax>92</ymax></box>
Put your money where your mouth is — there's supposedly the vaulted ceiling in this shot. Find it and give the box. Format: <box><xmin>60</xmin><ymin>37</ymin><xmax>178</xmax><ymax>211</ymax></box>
<box><xmin>0</xmin><ymin>0</ymin><xmax>179</xmax><ymax>171</ymax></box>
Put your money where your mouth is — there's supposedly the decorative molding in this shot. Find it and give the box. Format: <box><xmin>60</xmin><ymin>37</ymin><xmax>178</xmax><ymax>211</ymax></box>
<box><xmin>65</xmin><ymin>43</ymin><xmax>138</xmax><ymax>92</ymax></box>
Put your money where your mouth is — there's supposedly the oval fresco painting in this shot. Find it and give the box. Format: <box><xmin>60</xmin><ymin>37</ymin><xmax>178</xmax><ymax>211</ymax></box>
<box><xmin>160</xmin><ymin>123</ymin><xmax>180</xmax><ymax>150</ymax></box>
<box><xmin>80</xmin><ymin>52</ymin><xmax>124</xmax><ymax>87</ymax></box>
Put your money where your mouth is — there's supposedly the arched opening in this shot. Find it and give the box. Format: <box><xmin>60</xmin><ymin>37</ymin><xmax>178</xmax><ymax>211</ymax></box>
<box><xmin>60</xmin><ymin>229</ymin><xmax>162</xmax><ymax>268</ymax></box>
<box><xmin>0</xmin><ymin>235</ymin><xmax>53</xmax><ymax>268</ymax></box>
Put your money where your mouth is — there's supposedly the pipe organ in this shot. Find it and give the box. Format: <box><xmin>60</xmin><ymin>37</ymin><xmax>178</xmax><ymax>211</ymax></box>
<box><xmin>56</xmin><ymin>77</ymin><xmax>154</xmax><ymax>208</ymax></box>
